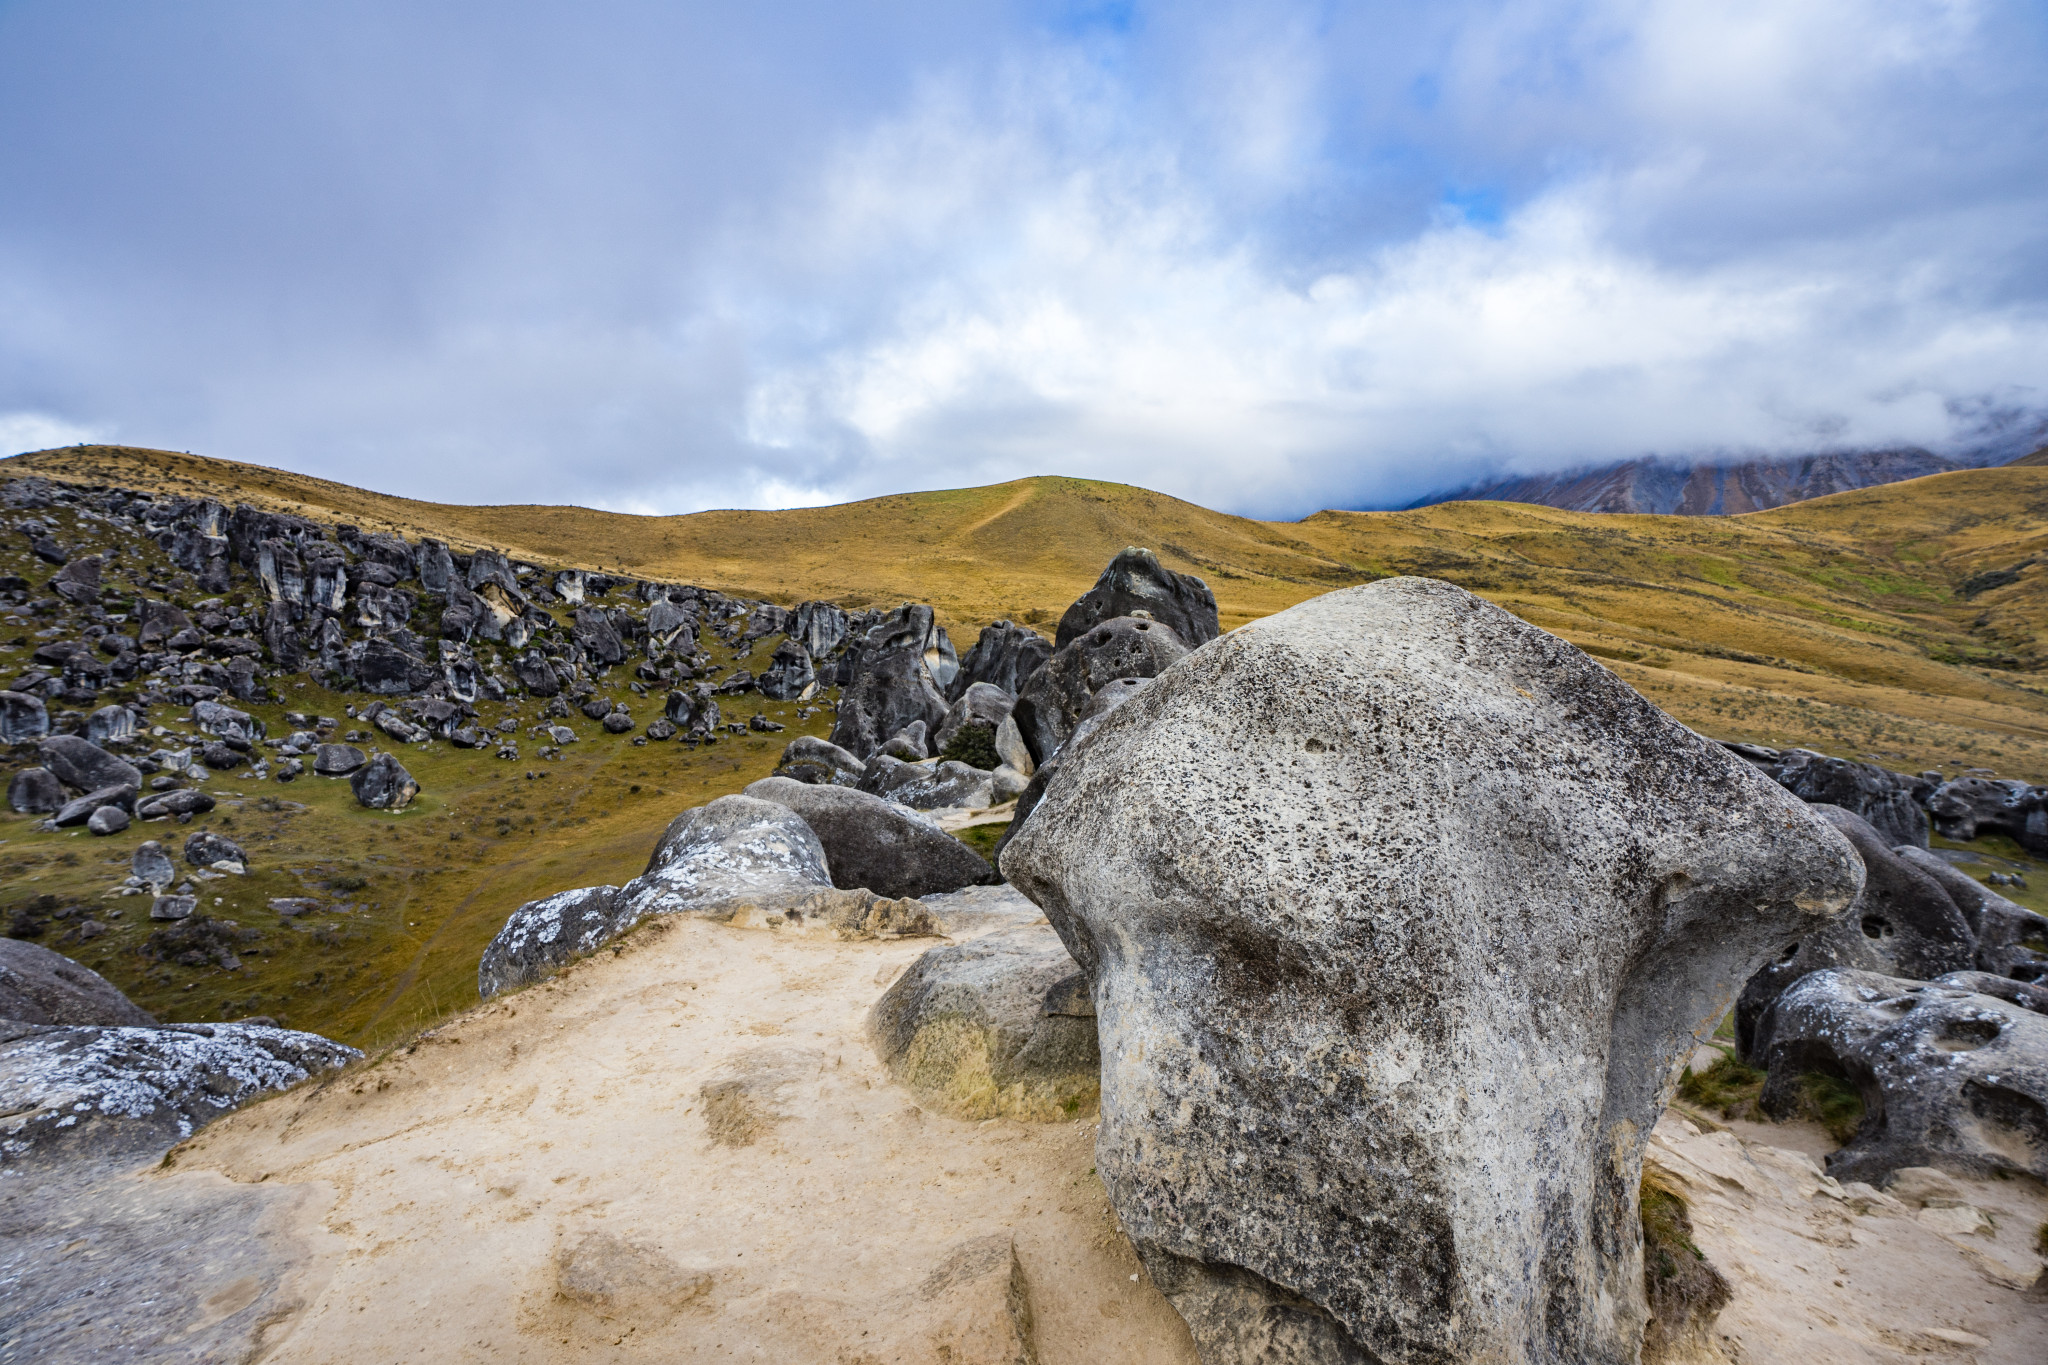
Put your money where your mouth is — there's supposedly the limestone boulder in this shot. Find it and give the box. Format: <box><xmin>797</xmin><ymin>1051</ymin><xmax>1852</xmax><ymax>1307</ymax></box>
<box><xmin>1734</xmin><ymin>806</ymin><xmax>1976</xmax><ymax>1057</ymax></box>
<box><xmin>828</xmin><ymin>605</ymin><xmax>951</xmax><ymax>759</ymax></box>
<box><xmin>757</xmin><ymin>638</ymin><xmax>817</xmax><ymax>702</ymax></box>
<box><xmin>999</xmin><ymin>576</ymin><xmax>1862</xmax><ymax>1365</ymax></box>
<box><xmin>312</xmin><ymin>742</ymin><xmax>366</xmax><ymax>776</ymax></box>
<box><xmin>1054</xmin><ymin>546</ymin><xmax>1218</xmax><ymax>650</ymax></box>
<box><xmin>37</xmin><ymin>735</ymin><xmax>141</xmax><ymax>796</ymax></box>
<box><xmin>1892</xmin><ymin>845</ymin><xmax>2048</xmax><ymax>981</ymax></box>
<box><xmin>0</xmin><ymin>689</ymin><xmax>51</xmax><ymax>744</ymax></box>
<box><xmin>1754</xmin><ymin>968</ymin><xmax>2048</xmax><ymax>1184</ymax></box>
<box><xmin>1729</xmin><ymin>745</ymin><xmax>1931</xmax><ymax>847</ymax></box>
<box><xmin>743</xmin><ymin>776</ymin><xmax>998</xmax><ymax>899</ymax></box>
<box><xmin>772</xmin><ymin>735</ymin><xmax>866</xmax><ymax>787</ymax></box>
<box><xmin>0</xmin><ymin>1020</ymin><xmax>359</xmax><ymax>1172</ymax></box>
<box><xmin>0</xmin><ymin>941</ymin><xmax>157</xmax><ymax>1027</ymax></box>
<box><xmin>860</xmin><ymin>756</ymin><xmax>996</xmax><ymax>811</ymax></box>
<box><xmin>477</xmin><ymin>885</ymin><xmax>627</xmax><ymax>999</ymax></box>
<box><xmin>350</xmin><ymin>752</ymin><xmax>418</xmax><ymax>809</ymax></box>
<box><xmin>1924</xmin><ymin>774</ymin><xmax>2048</xmax><ymax>853</ymax></box>
<box><xmin>7</xmin><ymin>767</ymin><xmax>63</xmax><ymax>814</ymax></box>
<box><xmin>931</xmin><ymin>681</ymin><xmax>1014</xmax><ymax>761</ymax></box>
<box><xmin>1010</xmin><ymin>616</ymin><xmax>1186</xmax><ymax>766</ymax></box>
<box><xmin>870</xmin><ymin>924</ymin><xmax>1099</xmax><ymax>1121</ymax></box>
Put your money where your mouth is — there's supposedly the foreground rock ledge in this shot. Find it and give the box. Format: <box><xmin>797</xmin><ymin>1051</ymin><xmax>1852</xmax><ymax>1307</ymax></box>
<box><xmin>1001</xmin><ymin>576</ymin><xmax>1864</xmax><ymax>1365</ymax></box>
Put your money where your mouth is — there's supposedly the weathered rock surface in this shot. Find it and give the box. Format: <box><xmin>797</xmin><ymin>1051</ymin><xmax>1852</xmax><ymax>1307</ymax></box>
<box><xmin>0</xmin><ymin>689</ymin><xmax>51</xmax><ymax>744</ymax></box>
<box><xmin>757</xmin><ymin>638</ymin><xmax>818</xmax><ymax>702</ymax></box>
<box><xmin>745</xmin><ymin>776</ymin><xmax>999</xmax><ymax>899</ymax></box>
<box><xmin>1755</xmin><ymin>968</ymin><xmax>2048</xmax><ymax>1185</ymax></box>
<box><xmin>478</xmin><ymin>885</ymin><xmax>627</xmax><ymax>999</ymax></box>
<box><xmin>1000</xmin><ymin>576</ymin><xmax>1863</xmax><ymax>1365</ymax></box>
<box><xmin>0</xmin><ymin>1020</ymin><xmax>359</xmax><ymax>1171</ymax></box>
<box><xmin>1735</xmin><ymin>806</ymin><xmax>1976</xmax><ymax>1056</ymax></box>
<box><xmin>1054</xmin><ymin>546</ymin><xmax>1218</xmax><ymax>651</ymax></box>
<box><xmin>932</xmin><ymin>681</ymin><xmax>1014</xmax><ymax>759</ymax></box>
<box><xmin>772</xmin><ymin>735</ymin><xmax>866</xmax><ymax>787</ymax></box>
<box><xmin>829</xmin><ymin>605</ymin><xmax>951</xmax><ymax>759</ymax></box>
<box><xmin>949</xmin><ymin>621</ymin><xmax>1053</xmax><ymax>701</ymax></box>
<box><xmin>184</xmin><ymin>830</ymin><xmax>248</xmax><ymax>871</ymax></box>
<box><xmin>6</xmin><ymin>766</ymin><xmax>62</xmax><ymax>814</ymax></box>
<box><xmin>870</xmin><ymin>924</ymin><xmax>1098</xmax><ymax>1121</ymax></box>
<box><xmin>1011</xmin><ymin>616</ymin><xmax>1187</xmax><ymax>765</ymax></box>
<box><xmin>0</xmin><ymin>941</ymin><xmax>157</xmax><ymax>1027</ymax></box>
<box><xmin>350</xmin><ymin>751</ymin><xmax>418</xmax><ymax>809</ymax></box>
<box><xmin>132</xmin><ymin>840</ymin><xmax>175</xmax><ymax>891</ymax></box>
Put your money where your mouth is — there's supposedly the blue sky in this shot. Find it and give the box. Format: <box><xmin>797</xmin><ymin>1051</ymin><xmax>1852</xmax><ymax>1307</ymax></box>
<box><xmin>2</xmin><ymin>0</ymin><xmax>2044</xmax><ymax>517</ymax></box>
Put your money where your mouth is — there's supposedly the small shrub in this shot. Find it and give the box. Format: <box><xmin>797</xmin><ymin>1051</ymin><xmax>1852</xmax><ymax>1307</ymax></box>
<box><xmin>1677</xmin><ymin>1053</ymin><xmax>1765</xmax><ymax>1120</ymax></box>
<box><xmin>940</xmin><ymin>723</ymin><xmax>1002</xmax><ymax>771</ymax></box>
<box><xmin>1799</xmin><ymin>1072</ymin><xmax>1866</xmax><ymax>1144</ymax></box>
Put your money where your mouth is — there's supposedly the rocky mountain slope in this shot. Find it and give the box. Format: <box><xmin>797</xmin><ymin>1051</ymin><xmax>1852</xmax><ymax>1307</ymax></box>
<box><xmin>1410</xmin><ymin>446</ymin><xmax>2034</xmax><ymax>515</ymax></box>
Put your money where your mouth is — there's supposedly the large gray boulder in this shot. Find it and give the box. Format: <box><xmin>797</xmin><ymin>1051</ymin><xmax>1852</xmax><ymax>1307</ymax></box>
<box><xmin>999</xmin><ymin>577</ymin><xmax>1862</xmax><ymax>1365</ymax></box>
<box><xmin>0</xmin><ymin>942</ymin><xmax>157</xmax><ymax>1027</ymax></box>
<box><xmin>613</xmin><ymin>794</ymin><xmax>843</xmax><ymax>920</ymax></box>
<box><xmin>0</xmin><ymin>1021</ymin><xmax>359</xmax><ymax>1171</ymax></box>
<box><xmin>788</xmin><ymin>600</ymin><xmax>850</xmax><ymax>659</ymax></box>
<box><xmin>869</xmin><ymin>924</ymin><xmax>1098</xmax><ymax>1121</ymax></box>
<box><xmin>1054</xmin><ymin>546</ymin><xmax>1218</xmax><ymax>650</ymax></box>
<box><xmin>8</xmin><ymin>767</ymin><xmax>64</xmax><ymax>814</ymax></box>
<box><xmin>948</xmin><ymin>621</ymin><xmax>1052</xmax><ymax>701</ymax></box>
<box><xmin>744</xmin><ymin>776</ymin><xmax>998</xmax><ymax>898</ymax></box>
<box><xmin>350</xmin><ymin>752</ymin><xmax>418</xmax><ymax>809</ymax></box>
<box><xmin>757</xmin><ymin>638</ymin><xmax>817</xmax><ymax>702</ymax></box>
<box><xmin>1010</xmin><ymin>616</ymin><xmax>1187</xmax><ymax>766</ymax></box>
<box><xmin>1923</xmin><ymin>774</ymin><xmax>2048</xmax><ymax>853</ymax></box>
<box><xmin>1754</xmin><ymin>968</ymin><xmax>2048</xmax><ymax>1184</ymax></box>
<box><xmin>828</xmin><ymin>605</ymin><xmax>951</xmax><ymax>760</ymax></box>
<box><xmin>1733</xmin><ymin>806</ymin><xmax>1976</xmax><ymax>1057</ymax></box>
<box><xmin>37</xmin><ymin>735</ymin><xmax>141</xmax><ymax>796</ymax></box>
<box><xmin>0</xmin><ymin>690</ymin><xmax>50</xmax><ymax>744</ymax></box>
<box><xmin>1892</xmin><ymin>845</ymin><xmax>2048</xmax><ymax>981</ymax></box>
<box><xmin>477</xmin><ymin>885</ymin><xmax>626</xmax><ymax>999</ymax></box>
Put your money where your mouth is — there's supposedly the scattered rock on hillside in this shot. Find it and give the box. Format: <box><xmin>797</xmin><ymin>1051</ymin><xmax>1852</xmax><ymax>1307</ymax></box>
<box><xmin>1053</xmin><ymin>546</ymin><xmax>1218</xmax><ymax>651</ymax></box>
<box><xmin>192</xmin><ymin>698</ymin><xmax>265</xmax><ymax>747</ymax></box>
<box><xmin>478</xmin><ymin>885</ymin><xmax>627</xmax><ymax>999</ymax></box>
<box><xmin>183</xmin><ymin>831</ymin><xmax>247</xmax><ymax>872</ymax></box>
<box><xmin>136</xmin><ymin>789</ymin><xmax>215</xmax><ymax>821</ymax></box>
<box><xmin>0</xmin><ymin>690</ymin><xmax>50</xmax><ymax>744</ymax></box>
<box><xmin>1011</xmin><ymin>616</ymin><xmax>1186</xmax><ymax>766</ymax></box>
<box><xmin>312</xmin><ymin>742</ymin><xmax>367</xmax><ymax>776</ymax></box>
<box><xmin>772</xmin><ymin>735</ymin><xmax>866</xmax><ymax>787</ymax></box>
<box><xmin>1924</xmin><ymin>774</ymin><xmax>2048</xmax><ymax>853</ymax></box>
<box><xmin>0</xmin><ymin>1021</ymin><xmax>359</xmax><ymax>1171</ymax></box>
<box><xmin>85</xmin><ymin>806</ymin><xmax>130</xmax><ymax>836</ymax></box>
<box><xmin>38</xmin><ymin>735</ymin><xmax>142</xmax><ymax>796</ymax></box>
<box><xmin>131</xmin><ymin>841</ymin><xmax>175</xmax><ymax>892</ymax></box>
<box><xmin>613</xmin><ymin>795</ymin><xmax>843</xmax><ymax>921</ymax></box>
<box><xmin>758</xmin><ymin>638</ymin><xmax>817</xmax><ymax>702</ymax></box>
<box><xmin>52</xmin><ymin>782</ymin><xmax>135</xmax><ymax>828</ymax></box>
<box><xmin>0</xmin><ymin>940</ymin><xmax>157</xmax><ymax>1027</ymax></box>
<box><xmin>350</xmin><ymin>752</ymin><xmax>418</xmax><ymax>809</ymax></box>
<box><xmin>1001</xmin><ymin>576</ymin><xmax>1862</xmax><ymax>1365</ymax></box>
<box><xmin>7</xmin><ymin>766</ymin><xmax>63</xmax><ymax>814</ymax></box>
<box><xmin>870</xmin><ymin>924</ymin><xmax>1098</xmax><ymax>1121</ymax></box>
<box><xmin>745</xmin><ymin>776</ymin><xmax>999</xmax><ymax>899</ymax></box>
<box><xmin>1754</xmin><ymin>968</ymin><xmax>2048</xmax><ymax>1184</ymax></box>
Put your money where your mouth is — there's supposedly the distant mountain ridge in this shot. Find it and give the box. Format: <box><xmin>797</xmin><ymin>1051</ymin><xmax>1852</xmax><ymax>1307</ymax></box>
<box><xmin>1411</xmin><ymin>447</ymin><xmax>2030</xmax><ymax>515</ymax></box>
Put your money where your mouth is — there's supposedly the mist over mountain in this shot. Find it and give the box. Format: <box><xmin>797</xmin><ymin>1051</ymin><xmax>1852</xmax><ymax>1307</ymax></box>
<box><xmin>1406</xmin><ymin>445</ymin><xmax>2040</xmax><ymax>516</ymax></box>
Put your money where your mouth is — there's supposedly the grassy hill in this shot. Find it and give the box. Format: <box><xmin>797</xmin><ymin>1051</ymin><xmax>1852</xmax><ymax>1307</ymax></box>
<box><xmin>13</xmin><ymin>444</ymin><xmax>2048</xmax><ymax>778</ymax></box>
<box><xmin>4</xmin><ymin>444</ymin><xmax>2047</xmax><ymax>1047</ymax></box>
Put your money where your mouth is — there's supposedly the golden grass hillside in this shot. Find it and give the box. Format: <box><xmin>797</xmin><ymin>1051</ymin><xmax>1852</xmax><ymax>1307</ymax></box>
<box><xmin>12</xmin><ymin>443</ymin><xmax>2048</xmax><ymax>780</ymax></box>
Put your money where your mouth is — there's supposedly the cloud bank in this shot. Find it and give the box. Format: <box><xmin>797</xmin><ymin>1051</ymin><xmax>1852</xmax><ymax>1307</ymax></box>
<box><xmin>1</xmin><ymin>0</ymin><xmax>2043</xmax><ymax>518</ymax></box>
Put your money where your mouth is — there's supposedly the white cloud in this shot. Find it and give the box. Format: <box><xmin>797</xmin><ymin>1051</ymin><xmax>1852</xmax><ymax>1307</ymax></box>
<box><xmin>0</xmin><ymin>411</ymin><xmax>107</xmax><ymax>457</ymax></box>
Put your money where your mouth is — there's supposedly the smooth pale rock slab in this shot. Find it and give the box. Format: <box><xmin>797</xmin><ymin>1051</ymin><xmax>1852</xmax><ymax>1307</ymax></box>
<box><xmin>1001</xmin><ymin>576</ymin><xmax>1862</xmax><ymax>1365</ymax></box>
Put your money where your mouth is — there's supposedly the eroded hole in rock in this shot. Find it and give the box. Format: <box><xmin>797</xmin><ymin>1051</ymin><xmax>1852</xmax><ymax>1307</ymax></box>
<box><xmin>1860</xmin><ymin>917</ymin><xmax>1894</xmax><ymax>940</ymax></box>
<box><xmin>1932</xmin><ymin>1015</ymin><xmax>2002</xmax><ymax>1052</ymax></box>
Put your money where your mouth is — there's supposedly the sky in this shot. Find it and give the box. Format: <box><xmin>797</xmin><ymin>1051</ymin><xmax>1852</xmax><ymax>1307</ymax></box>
<box><xmin>1</xmin><ymin>1</ymin><xmax>2044</xmax><ymax>519</ymax></box>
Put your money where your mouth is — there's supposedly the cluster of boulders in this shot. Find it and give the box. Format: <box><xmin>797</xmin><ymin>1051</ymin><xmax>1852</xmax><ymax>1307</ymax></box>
<box><xmin>1729</xmin><ymin>739</ymin><xmax>2048</xmax><ymax>856</ymax></box>
<box><xmin>764</xmin><ymin>547</ymin><xmax>1217</xmax><ymax>813</ymax></box>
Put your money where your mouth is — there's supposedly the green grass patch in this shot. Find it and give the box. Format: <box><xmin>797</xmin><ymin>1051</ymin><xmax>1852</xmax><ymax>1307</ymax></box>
<box><xmin>951</xmin><ymin>821</ymin><xmax>1012</xmax><ymax>867</ymax></box>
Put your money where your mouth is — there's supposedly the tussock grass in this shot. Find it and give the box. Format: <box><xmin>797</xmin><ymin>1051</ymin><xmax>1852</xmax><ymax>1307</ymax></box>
<box><xmin>1641</xmin><ymin>1162</ymin><xmax>1732</xmax><ymax>1361</ymax></box>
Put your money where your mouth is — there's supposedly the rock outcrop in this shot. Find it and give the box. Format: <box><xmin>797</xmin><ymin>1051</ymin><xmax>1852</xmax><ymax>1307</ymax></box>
<box><xmin>1053</xmin><ymin>546</ymin><xmax>1218</xmax><ymax>651</ymax></box>
<box><xmin>870</xmin><ymin>924</ymin><xmax>1098</xmax><ymax>1121</ymax></box>
<box><xmin>1753</xmin><ymin>968</ymin><xmax>2048</xmax><ymax>1184</ymax></box>
<box><xmin>744</xmin><ymin>776</ymin><xmax>998</xmax><ymax>899</ymax></box>
<box><xmin>828</xmin><ymin>605</ymin><xmax>951</xmax><ymax>759</ymax></box>
<box><xmin>477</xmin><ymin>885</ymin><xmax>627</xmax><ymax>999</ymax></box>
<box><xmin>1000</xmin><ymin>576</ymin><xmax>1862</xmax><ymax>1365</ymax></box>
<box><xmin>949</xmin><ymin>621</ymin><xmax>1052</xmax><ymax>700</ymax></box>
<box><xmin>1011</xmin><ymin>616</ymin><xmax>1187</xmax><ymax>765</ymax></box>
<box><xmin>0</xmin><ymin>1020</ymin><xmax>359</xmax><ymax>1170</ymax></box>
<box><xmin>771</xmin><ymin>735</ymin><xmax>867</xmax><ymax>787</ymax></box>
<box><xmin>1727</xmin><ymin>745</ymin><xmax>1932</xmax><ymax>848</ymax></box>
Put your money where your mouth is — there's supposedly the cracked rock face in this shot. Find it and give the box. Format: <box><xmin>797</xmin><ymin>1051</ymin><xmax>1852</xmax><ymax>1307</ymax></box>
<box><xmin>1755</xmin><ymin>968</ymin><xmax>2048</xmax><ymax>1185</ymax></box>
<box><xmin>1001</xmin><ymin>576</ymin><xmax>1863</xmax><ymax>1365</ymax></box>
